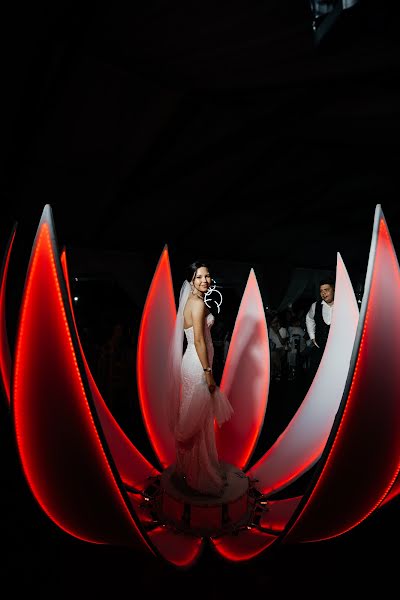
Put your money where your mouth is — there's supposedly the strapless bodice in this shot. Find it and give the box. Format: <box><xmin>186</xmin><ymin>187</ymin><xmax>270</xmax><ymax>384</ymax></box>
<box><xmin>184</xmin><ymin>312</ymin><xmax>214</xmax><ymax>346</ymax></box>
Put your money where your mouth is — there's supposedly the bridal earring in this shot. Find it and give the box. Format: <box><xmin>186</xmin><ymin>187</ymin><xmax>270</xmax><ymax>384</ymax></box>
<box><xmin>204</xmin><ymin>280</ymin><xmax>223</xmax><ymax>313</ymax></box>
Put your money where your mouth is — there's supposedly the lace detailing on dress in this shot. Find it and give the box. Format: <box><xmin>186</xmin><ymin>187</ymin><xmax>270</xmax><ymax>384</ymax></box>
<box><xmin>175</xmin><ymin>312</ymin><xmax>234</xmax><ymax>496</ymax></box>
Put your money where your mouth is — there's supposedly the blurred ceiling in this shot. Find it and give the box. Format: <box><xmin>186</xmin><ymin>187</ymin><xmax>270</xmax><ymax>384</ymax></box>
<box><xmin>2</xmin><ymin>1</ymin><xmax>400</xmax><ymax>306</ymax></box>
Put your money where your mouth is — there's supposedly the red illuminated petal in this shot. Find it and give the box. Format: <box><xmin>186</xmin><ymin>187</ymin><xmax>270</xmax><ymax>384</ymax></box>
<box><xmin>0</xmin><ymin>223</ymin><xmax>16</xmax><ymax>405</ymax></box>
<box><xmin>137</xmin><ymin>246</ymin><xmax>176</xmax><ymax>468</ymax></box>
<box><xmin>60</xmin><ymin>249</ymin><xmax>158</xmax><ymax>490</ymax></box>
<box><xmin>62</xmin><ymin>244</ymin><xmax>207</xmax><ymax>566</ymax></box>
<box><xmin>125</xmin><ymin>491</ymin><xmax>204</xmax><ymax>567</ymax></box>
<box><xmin>210</xmin><ymin>495</ymin><xmax>301</xmax><ymax>562</ymax></box>
<box><xmin>283</xmin><ymin>204</ymin><xmax>400</xmax><ymax>542</ymax></box>
<box><xmin>217</xmin><ymin>269</ymin><xmax>269</xmax><ymax>469</ymax></box>
<box><xmin>13</xmin><ymin>206</ymin><xmax>153</xmax><ymax>550</ymax></box>
<box><xmin>379</xmin><ymin>476</ymin><xmax>400</xmax><ymax>508</ymax></box>
<box><xmin>248</xmin><ymin>253</ymin><xmax>359</xmax><ymax>495</ymax></box>
<box><xmin>211</xmin><ymin>528</ymin><xmax>277</xmax><ymax>563</ymax></box>
<box><xmin>148</xmin><ymin>528</ymin><xmax>204</xmax><ymax>568</ymax></box>
<box><xmin>258</xmin><ymin>496</ymin><xmax>302</xmax><ymax>533</ymax></box>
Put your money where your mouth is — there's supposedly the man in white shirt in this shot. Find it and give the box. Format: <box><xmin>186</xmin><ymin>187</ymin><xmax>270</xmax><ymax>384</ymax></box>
<box><xmin>305</xmin><ymin>276</ymin><xmax>335</xmax><ymax>378</ymax></box>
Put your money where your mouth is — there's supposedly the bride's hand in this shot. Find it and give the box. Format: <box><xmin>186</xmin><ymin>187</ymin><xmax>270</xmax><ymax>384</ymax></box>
<box><xmin>205</xmin><ymin>370</ymin><xmax>216</xmax><ymax>394</ymax></box>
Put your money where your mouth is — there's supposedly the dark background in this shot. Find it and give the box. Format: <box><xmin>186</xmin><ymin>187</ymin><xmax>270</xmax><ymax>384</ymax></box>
<box><xmin>1</xmin><ymin>1</ymin><xmax>399</xmax><ymax>594</ymax></box>
<box><xmin>2</xmin><ymin>2</ymin><xmax>400</xmax><ymax>303</ymax></box>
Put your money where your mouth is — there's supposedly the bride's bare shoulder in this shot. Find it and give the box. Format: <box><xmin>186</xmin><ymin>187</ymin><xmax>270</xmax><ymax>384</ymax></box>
<box><xmin>184</xmin><ymin>294</ymin><xmax>203</xmax><ymax>312</ymax></box>
<box><xmin>191</xmin><ymin>296</ymin><xmax>206</xmax><ymax>314</ymax></box>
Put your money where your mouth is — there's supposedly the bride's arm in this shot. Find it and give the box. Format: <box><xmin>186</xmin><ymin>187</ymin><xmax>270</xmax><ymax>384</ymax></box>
<box><xmin>192</xmin><ymin>300</ymin><xmax>216</xmax><ymax>393</ymax></box>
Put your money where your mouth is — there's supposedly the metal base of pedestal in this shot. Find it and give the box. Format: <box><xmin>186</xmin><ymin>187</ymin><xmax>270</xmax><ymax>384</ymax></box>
<box><xmin>155</xmin><ymin>463</ymin><xmax>252</xmax><ymax>537</ymax></box>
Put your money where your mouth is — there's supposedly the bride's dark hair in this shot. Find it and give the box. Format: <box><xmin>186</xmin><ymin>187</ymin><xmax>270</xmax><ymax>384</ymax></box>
<box><xmin>185</xmin><ymin>261</ymin><xmax>211</xmax><ymax>283</ymax></box>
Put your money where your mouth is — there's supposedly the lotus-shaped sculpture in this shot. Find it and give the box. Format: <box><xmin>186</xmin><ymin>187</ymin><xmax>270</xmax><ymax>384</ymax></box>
<box><xmin>0</xmin><ymin>204</ymin><xmax>399</xmax><ymax>569</ymax></box>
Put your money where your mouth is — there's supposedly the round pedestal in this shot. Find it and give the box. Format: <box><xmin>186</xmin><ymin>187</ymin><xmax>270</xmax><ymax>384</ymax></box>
<box><xmin>156</xmin><ymin>463</ymin><xmax>251</xmax><ymax>536</ymax></box>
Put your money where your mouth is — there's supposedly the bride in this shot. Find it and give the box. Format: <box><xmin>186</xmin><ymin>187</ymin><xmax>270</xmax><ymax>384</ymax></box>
<box><xmin>167</xmin><ymin>261</ymin><xmax>234</xmax><ymax>496</ymax></box>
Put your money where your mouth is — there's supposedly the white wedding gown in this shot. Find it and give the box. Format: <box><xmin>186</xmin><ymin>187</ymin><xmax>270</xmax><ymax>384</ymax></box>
<box><xmin>174</xmin><ymin>312</ymin><xmax>234</xmax><ymax>496</ymax></box>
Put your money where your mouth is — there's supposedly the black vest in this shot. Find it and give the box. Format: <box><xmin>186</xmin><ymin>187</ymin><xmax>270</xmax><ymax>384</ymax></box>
<box><xmin>314</xmin><ymin>301</ymin><xmax>330</xmax><ymax>349</ymax></box>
